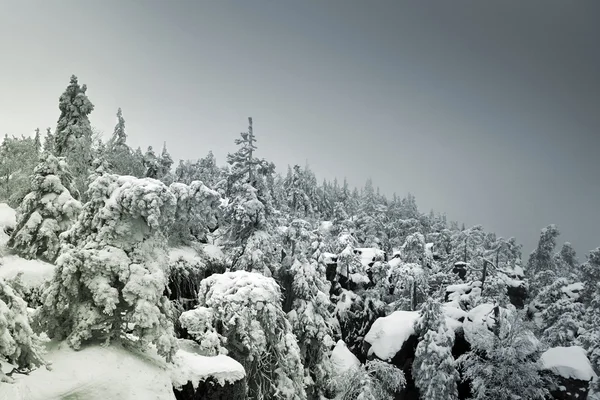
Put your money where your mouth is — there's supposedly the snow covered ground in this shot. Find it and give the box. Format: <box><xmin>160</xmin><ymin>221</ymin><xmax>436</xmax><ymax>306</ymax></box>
<box><xmin>0</xmin><ymin>339</ymin><xmax>246</xmax><ymax>400</ymax></box>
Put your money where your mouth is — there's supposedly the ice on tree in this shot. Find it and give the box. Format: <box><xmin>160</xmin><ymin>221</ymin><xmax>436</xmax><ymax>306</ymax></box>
<box><xmin>8</xmin><ymin>153</ymin><xmax>81</xmax><ymax>262</ymax></box>
<box><xmin>38</xmin><ymin>174</ymin><xmax>178</xmax><ymax>360</ymax></box>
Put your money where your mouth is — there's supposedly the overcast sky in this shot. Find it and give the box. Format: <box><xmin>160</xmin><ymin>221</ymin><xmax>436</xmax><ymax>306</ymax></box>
<box><xmin>1</xmin><ymin>0</ymin><xmax>598</xmax><ymax>258</ymax></box>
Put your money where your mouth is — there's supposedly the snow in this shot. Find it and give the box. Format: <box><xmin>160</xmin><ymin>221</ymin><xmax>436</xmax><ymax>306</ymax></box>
<box><xmin>541</xmin><ymin>346</ymin><xmax>597</xmax><ymax>381</ymax></box>
<box><xmin>320</xmin><ymin>252</ymin><xmax>338</xmax><ymax>265</ymax></box>
<box><xmin>0</xmin><ymin>342</ymin><xmax>175</xmax><ymax>400</ymax></box>
<box><xmin>562</xmin><ymin>282</ymin><xmax>584</xmax><ymax>300</ymax></box>
<box><xmin>365</xmin><ymin>310</ymin><xmax>419</xmax><ymax>361</ymax></box>
<box><xmin>354</xmin><ymin>247</ymin><xmax>385</xmax><ymax>267</ymax></box>
<box><xmin>201</xmin><ymin>243</ymin><xmax>225</xmax><ymax>261</ymax></box>
<box><xmin>0</xmin><ymin>203</ymin><xmax>16</xmax><ymax>229</ymax></box>
<box><xmin>319</xmin><ymin>221</ymin><xmax>333</xmax><ymax>233</ymax></box>
<box><xmin>0</xmin><ymin>255</ymin><xmax>55</xmax><ymax>289</ymax></box>
<box><xmin>168</xmin><ymin>246</ymin><xmax>201</xmax><ymax>264</ymax></box>
<box><xmin>0</xmin><ymin>203</ymin><xmax>16</xmax><ymax>246</ymax></box>
<box><xmin>171</xmin><ymin>339</ymin><xmax>245</xmax><ymax>389</ymax></box>
<box><xmin>330</xmin><ymin>340</ymin><xmax>360</xmax><ymax>373</ymax></box>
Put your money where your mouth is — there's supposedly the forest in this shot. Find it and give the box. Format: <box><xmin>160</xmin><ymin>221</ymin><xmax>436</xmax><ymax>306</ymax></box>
<box><xmin>0</xmin><ymin>75</ymin><xmax>598</xmax><ymax>400</ymax></box>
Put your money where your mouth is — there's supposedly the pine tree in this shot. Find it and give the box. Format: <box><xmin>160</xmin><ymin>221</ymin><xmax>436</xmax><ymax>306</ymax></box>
<box><xmin>143</xmin><ymin>146</ymin><xmax>160</xmax><ymax>178</ymax></box>
<box><xmin>53</xmin><ymin>75</ymin><xmax>95</xmax><ymax>197</ymax></box>
<box><xmin>413</xmin><ymin>329</ymin><xmax>459</xmax><ymax>400</ymax></box>
<box><xmin>106</xmin><ymin>108</ymin><xmax>136</xmax><ymax>176</ymax></box>
<box><xmin>527</xmin><ymin>225</ymin><xmax>561</xmax><ymax>296</ymax></box>
<box><xmin>38</xmin><ymin>174</ymin><xmax>178</xmax><ymax>360</ymax></box>
<box><xmin>333</xmin><ymin>359</ymin><xmax>405</xmax><ymax>400</ymax></box>
<box><xmin>459</xmin><ymin>307</ymin><xmax>548</xmax><ymax>400</ymax></box>
<box><xmin>227</xmin><ymin>117</ymin><xmax>258</xmax><ymax>189</ymax></box>
<box><xmin>8</xmin><ymin>153</ymin><xmax>81</xmax><ymax>262</ymax></box>
<box><xmin>158</xmin><ymin>142</ymin><xmax>174</xmax><ymax>183</ymax></box>
<box><xmin>287</xmin><ymin>256</ymin><xmax>334</xmax><ymax>398</ymax></box>
<box><xmin>43</xmin><ymin>127</ymin><xmax>54</xmax><ymax>154</ymax></box>
<box><xmin>180</xmin><ymin>271</ymin><xmax>307</xmax><ymax>399</ymax></box>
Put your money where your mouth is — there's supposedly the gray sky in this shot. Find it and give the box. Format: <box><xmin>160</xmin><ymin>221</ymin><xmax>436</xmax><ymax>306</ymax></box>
<box><xmin>1</xmin><ymin>0</ymin><xmax>599</xmax><ymax>258</ymax></box>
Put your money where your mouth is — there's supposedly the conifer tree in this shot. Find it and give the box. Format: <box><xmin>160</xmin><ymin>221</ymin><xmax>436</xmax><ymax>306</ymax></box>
<box><xmin>38</xmin><ymin>174</ymin><xmax>178</xmax><ymax>360</ymax></box>
<box><xmin>8</xmin><ymin>153</ymin><xmax>81</xmax><ymax>262</ymax></box>
<box><xmin>53</xmin><ymin>75</ymin><xmax>95</xmax><ymax>197</ymax></box>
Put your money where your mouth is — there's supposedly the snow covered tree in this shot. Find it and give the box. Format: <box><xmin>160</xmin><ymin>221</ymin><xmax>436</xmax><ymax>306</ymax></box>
<box><xmin>0</xmin><ymin>134</ymin><xmax>39</xmax><ymax>207</ymax></box>
<box><xmin>527</xmin><ymin>225</ymin><xmax>561</xmax><ymax>296</ymax></box>
<box><xmin>53</xmin><ymin>75</ymin><xmax>95</xmax><ymax>197</ymax></box>
<box><xmin>143</xmin><ymin>146</ymin><xmax>160</xmax><ymax>179</ymax></box>
<box><xmin>175</xmin><ymin>151</ymin><xmax>222</xmax><ymax>188</ymax></box>
<box><xmin>38</xmin><ymin>174</ymin><xmax>178</xmax><ymax>360</ymax></box>
<box><xmin>459</xmin><ymin>307</ymin><xmax>548</xmax><ymax>400</ymax></box>
<box><xmin>43</xmin><ymin>128</ymin><xmax>54</xmax><ymax>154</ymax></box>
<box><xmin>8</xmin><ymin>153</ymin><xmax>81</xmax><ymax>262</ymax></box>
<box><xmin>105</xmin><ymin>108</ymin><xmax>138</xmax><ymax>176</ymax></box>
<box><xmin>0</xmin><ymin>279</ymin><xmax>47</xmax><ymax>383</ymax></box>
<box><xmin>168</xmin><ymin>181</ymin><xmax>221</xmax><ymax>245</ymax></box>
<box><xmin>413</xmin><ymin>329</ymin><xmax>459</xmax><ymax>400</ymax></box>
<box><xmin>412</xmin><ymin>298</ymin><xmax>459</xmax><ymax>400</ymax></box>
<box><xmin>333</xmin><ymin>359</ymin><xmax>405</xmax><ymax>400</ymax></box>
<box><xmin>158</xmin><ymin>142</ymin><xmax>174</xmax><ymax>184</ymax></box>
<box><xmin>226</xmin><ymin>117</ymin><xmax>258</xmax><ymax>189</ymax></box>
<box><xmin>180</xmin><ymin>271</ymin><xmax>307</xmax><ymax>399</ymax></box>
<box><xmin>532</xmin><ymin>277</ymin><xmax>585</xmax><ymax>347</ymax></box>
<box><xmin>287</xmin><ymin>257</ymin><xmax>334</xmax><ymax>398</ymax></box>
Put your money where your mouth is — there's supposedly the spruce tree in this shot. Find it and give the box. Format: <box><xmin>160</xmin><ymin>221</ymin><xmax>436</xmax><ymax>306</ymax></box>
<box><xmin>38</xmin><ymin>174</ymin><xmax>178</xmax><ymax>360</ymax></box>
<box><xmin>8</xmin><ymin>153</ymin><xmax>81</xmax><ymax>262</ymax></box>
<box><xmin>53</xmin><ymin>75</ymin><xmax>95</xmax><ymax>198</ymax></box>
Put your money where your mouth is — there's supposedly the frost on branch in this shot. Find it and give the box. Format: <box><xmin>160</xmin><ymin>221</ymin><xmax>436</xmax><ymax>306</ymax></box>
<box><xmin>0</xmin><ymin>278</ymin><xmax>46</xmax><ymax>383</ymax></box>
<box><xmin>332</xmin><ymin>359</ymin><xmax>405</xmax><ymax>400</ymax></box>
<box><xmin>180</xmin><ymin>270</ymin><xmax>306</xmax><ymax>400</ymax></box>
<box><xmin>8</xmin><ymin>153</ymin><xmax>81</xmax><ymax>262</ymax></box>
<box><xmin>38</xmin><ymin>174</ymin><xmax>178</xmax><ymax>360</ymax></box>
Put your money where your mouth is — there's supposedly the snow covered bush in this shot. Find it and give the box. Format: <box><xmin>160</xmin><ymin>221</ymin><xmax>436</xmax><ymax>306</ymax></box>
<box><xmin>287</xmin><ymin>257</ymin><xmax>334</xmax><ymax>398</ymax></box>
<box><xmin>169</xmin><ymin>181</ymin><xmax>221</xmax><ymax>245</ymax></box>
<box><xmin>180</xmin><ymin>271</ymin><xmax>306</xmax><ymax>399</ymax></box>
<box><xmin>8</xmin><ymin>153</ymin><xmax>81</xmax><ymax>262</ymax></box>
<box><xmin>332</xmin><ymin>359</ymin><xmax>405</xmax><ymax>400</ymax></box>
<box><xmin>0</xmin><ymin>278</ymin><xmax>46</xmax><ymax>383</ymax></box>
<box><xmin>38</xmin><ymin>174</ymin><xmax>178</xmax><ymax>360</ymax></box>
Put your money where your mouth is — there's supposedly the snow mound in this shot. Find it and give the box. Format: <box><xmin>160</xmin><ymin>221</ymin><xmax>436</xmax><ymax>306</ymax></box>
<box><xmin>365</xmin><ymin>310</ymin><xmax>419</xmax><ymax>361</ymax></box>
<box><xmin>541</xmin><ymin>346</ymin><xmax>597</xmax><ymax>382</ymax></box>
<box><xmin>330</xmin><ymin>340</ymin><xmax>360</xmax><ymax>373</ymax></box>
<box><xmin>171</xmin><ymin>339</ymin><xmax>245</xmax><ymax>389</ymax></box>
<box><xmin>168</xmin><ymin>246</ymin><xmax>201</xmax><ymax>264</ymax></box>
<box><xmin>0</xmin><ymin>255</ymin><xmax>55</xmax><ymax>289</ymax></box>
<box><xmin>0</xmin><ymin>342</ymin><xmax>175</xmax><ymax>400</ymax></box>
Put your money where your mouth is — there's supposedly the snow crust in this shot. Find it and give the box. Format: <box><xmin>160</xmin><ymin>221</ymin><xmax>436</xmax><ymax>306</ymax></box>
<box><xmin>171</xmin><ymin>339</ymin><xmax>245</xmax><ymax>389</ymax></box>
<box><xmin>365</xmin><ymin>310</ymin><xmax>419</xmax><ymax>360</ymax></box>
<box><xmin>0</xmin><ymin>342</ymin><xmax>175</xmax><ymax>400</ymax></box>
<box><xmin>330</xmin><ymin>340</ymin><xmax>360</xmax><ymax>373</ymax></box>
<box><xmin>541</xmin><ymin>346</ymin><xmax>597</xmax><ymax>381</ymax></box>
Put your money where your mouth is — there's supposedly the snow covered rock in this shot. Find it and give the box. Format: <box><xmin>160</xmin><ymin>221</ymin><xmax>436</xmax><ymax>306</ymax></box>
<box><xmin>541</xmin><ymin>346</ymin><xmax>597</xmax><ymax>400</ymax></box>
<box><xmin>541</xmin><ymin>346</ymin><xmax>596</xmax><ymax>381</ymax></box>
<box><xmin>364</xmin><ymin>310</ymin><xmax>420</xmax><ymax>361</ymax></box>
<box><xmin>172</xmin><ymin>339</ymin><xmax>246</xmax><ymax>400</ymax></box>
